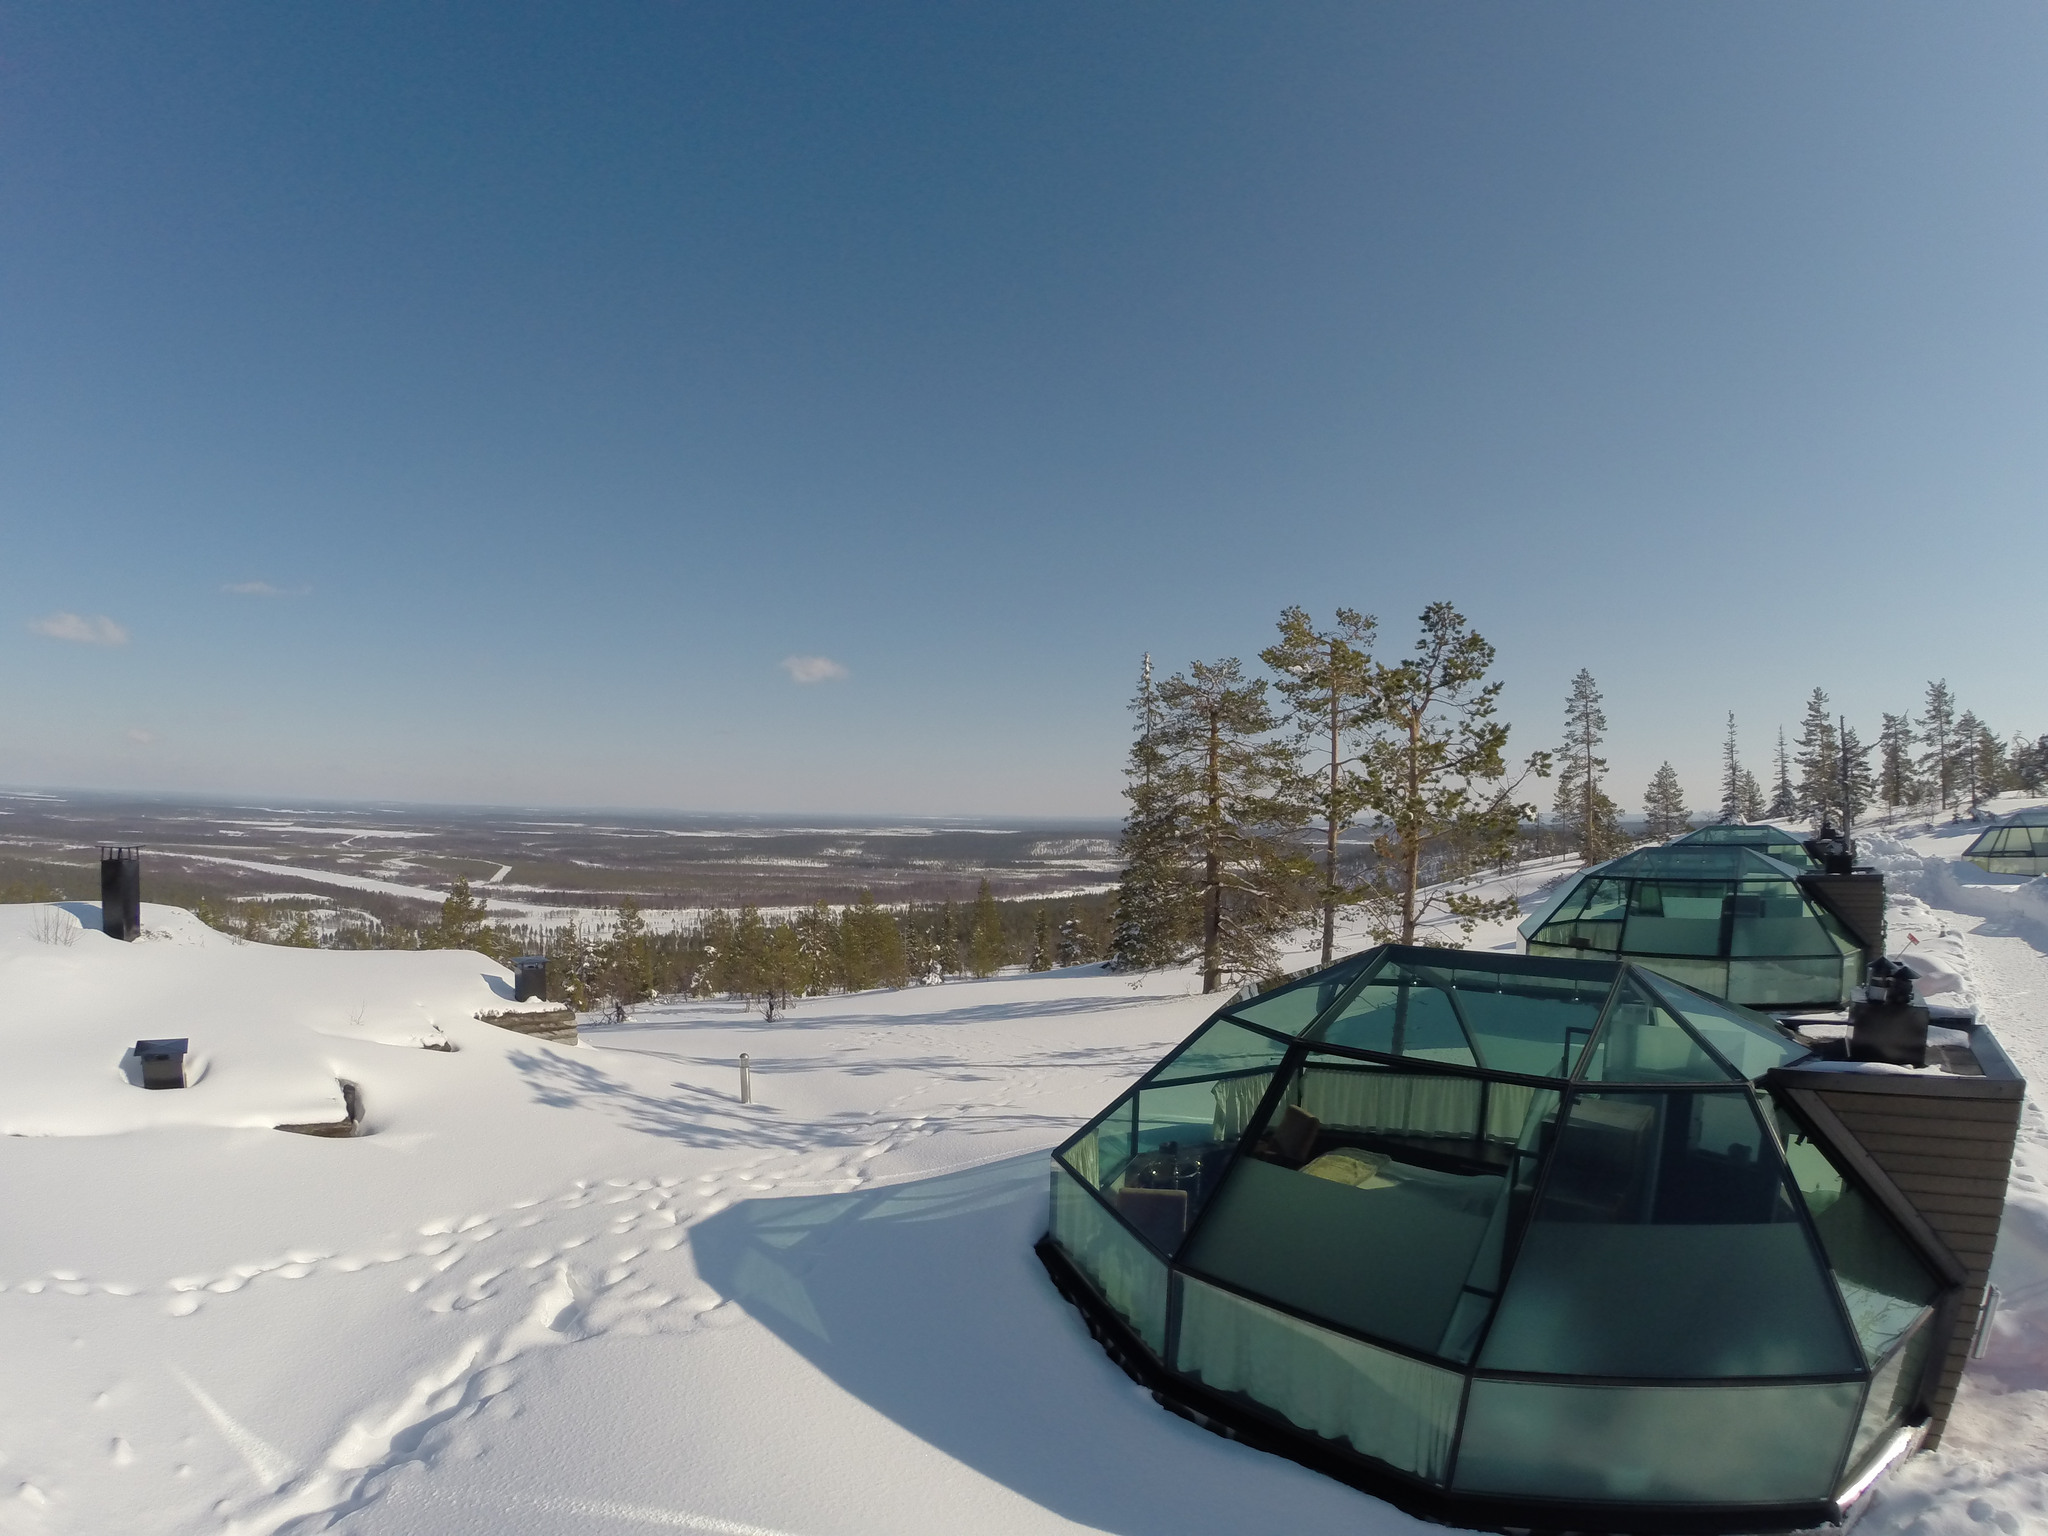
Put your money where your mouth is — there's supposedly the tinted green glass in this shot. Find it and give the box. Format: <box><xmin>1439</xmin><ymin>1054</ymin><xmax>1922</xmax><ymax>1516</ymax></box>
<box><xmin>1453</xmin><ymin>1379</ymin><xmax>1859</xmax><ymax>1503</ymax></box>
<box><xmin>1479</xmin><ymin>1091</ymin><xmax>1860</xmax><ymax>1377</ymax></box>
<box><xmin>1047</xmin><ymin>1165</ymin><xmax>1168</xmax><ymax>1355</ymax></box>
<box><xmin>1175</xmin><ymin>1276</ymin><xmax>1463</xmax><ymax>1483</ymax></box>
<box><xmin>1844</xmin><ymin>1317</ymin><xmax>1933</xmax><ymax>1475</ymax></box>
<box><xmin>1227</xmin><ymin>955</ymin><xmax>1373</xmax><ymax>1034</ymax></box>
<box><xmin>1149</xmin><ymin>1018</ymin><xmax>1293</xmax><ymax>1087</ymax></box>
<box><xmin>1579</xmin><ymin>975</ymin><xmax>1732</xmax><ymax>1083</ymax></box>
<box><xmin>1724</xmin><ymin>954</ymin><xmax>1858</xmax><ymax>1009</ymax></box>
<box><xmin>1531</xmin><ymin>876</ymin><xmax>1627</xmax><ymax>952</ymax></box>
<box><xmin>1310</xmin><ymin>974</ymin><xmax>1476</xmax><ymax>1064</ymax></box>
<box><xmin>1773</xmin><ymin>1105</ymin><xmax>1941</xmax><ymax>1363</ymax></box>
<box><xmin>1621</xmin><ymin>881</ymin><xmax>1731</xmax><ymax>957</ymax></box>
<box><xmin>1626</xmin><ymin>953</ymin><xmax>1733</xmax><ymax>1000</ymax></box>
<box><xmin>1640</xmin><ymin>974</ymin><xmax>1810</xmax><ymax>1078</ymax></box>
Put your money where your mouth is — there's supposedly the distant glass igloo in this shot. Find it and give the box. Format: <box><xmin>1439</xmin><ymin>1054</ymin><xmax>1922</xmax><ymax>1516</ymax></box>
<box><xmin>1521</xmin><ymin>844</ymin><xmax>1862</xmax><ymax>1010</ymax></box>
<box><xmin>1962</xmin><ymin>806</ymin><xmax>2048</xmax><ymax>875</ymax></box>
<box><xmin>1669</xmin><ymin>822</ymin><xmax>1820</xmax><ymax>870</ymax></box>
<box><xmin>1037</xmin><ymin>946</ymin><xmax>1949</xmax><ymax>1532</ymax></box>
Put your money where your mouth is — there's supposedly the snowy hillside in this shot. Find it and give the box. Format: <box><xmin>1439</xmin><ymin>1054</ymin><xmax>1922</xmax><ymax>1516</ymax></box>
<box><xmin>0</xmin><ymin>826</ymin><xmax>2043</xmax><ymax>1536</ymax></box>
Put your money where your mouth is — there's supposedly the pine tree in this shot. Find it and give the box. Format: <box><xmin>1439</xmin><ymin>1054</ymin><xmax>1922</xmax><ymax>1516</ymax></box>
<box><xmin>1552</xmin><ymin>669</ymin><xmax>1626</xmax><ymax>865</ymax></box>
<box><xmin>1262</xmin><ymin>606</ymin><xmax>1378</xmax><ymax>966</ymax></box>
<box><xmin>1919</xmin><ymin>680</ymin><xmax>1959</xmax><ymax>809</ymax></box>
<box><xmin>1108</xmin><ymin>655</ymin><xmax>1198</xmax><ymax>971</ymax></box>
<box><xmin>1953</xmin><ymin>713</ymin><xmax>2004</xmax><ymax>812</ymax></box>
<box><xmin>1356</xmin><ymin>604</ymin><xmax>1546</xmax><ymax>945</ymax></box>
<box><xmin>1738</xmin><ymin>769</ymin><xmax>1768</xmax><ymax>823</ymax></box>
<box><xmin>1154</xmin><ymin>658</ymin><xmax>1310</xmax><ymax>990</ymax></box>
<box><xmin>1766</xmin><ymin>729</ymin><xmax>1798</xmax><ymax>821</ymax></box>
<box><xmin>2014</xmin><ymin>734</ymin><xmax>2048</xmax><ymax>796</ymax></box>
<box><xmin>434</xmin><ymin>875</ymin><xmax>495</xmax><ymax>952</ymax></box>
<box><xmin>1028</xmin><ymin>909</ymin><xmax>1052</xmax><ymax>971</ymax></box>
<box><xmin>1878</xmin><ymin>713</ymin><xmax>1918</xmax><ymax>814</ymax></box>
<box><xmin>794</xmin><ymin>901</ymin><xmax>840</xmax><ymax>994</ymax></box>
<box><xmin>968</xmin><ymin>879</ymin><xmax>1007</xmax><ymax>977</ymax></box>
<box><xmin>1835</xmin><ymin>721</ymin><xmax>1875</xmax><ymax>832</ymax></box>
<box><xmin>1643</xmin><ymin>763</ymin><xmax>1692</xmax><ymax>842</ymax></box>
<box><xmin>1055</xmin><ymin>905</ymin><xmax>1088</xmax><ymax>967</ymax></box>
<box><xmin>1717</xmin><ymin>714</ymin><xmax>1748</xmax><ymax>824</ymax></box>
<box><xmin>1794</xmin><ymin>689</ymin><xmax>1839</xmax><ymax>827</ymax></box>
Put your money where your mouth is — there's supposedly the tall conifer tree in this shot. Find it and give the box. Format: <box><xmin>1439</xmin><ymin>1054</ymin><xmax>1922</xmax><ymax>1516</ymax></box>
<box><xmin>1878</xmin><ymin>714</ymin><xmax>1918</xmax><ymax>815</ymax></box>
<box><xmin>1261</xmin><ymin>606</ymin><xmax>1378</xmax><ymax>965</ymax></box>
<box><xmin>1766</xmin><ymin>729</ymin><xmax>1798</xmax><ymax>821</ymax></box>
<box><xmin>1643</xmin><ymin>763</ymin><xmax>1692</xmax><ymax>842</ymax></box>
<box><xmin>1717</xmin><ymin>714</ymin><xmax>1748</xmax><ymax>824</ymax></box>
<box><xmin>1552</xmin><ymin>669</ymin><xmax>1625</xmax><ymax>865</ymax></box>
<box><xmin>968</xmin><ymin>879</ymin><xmax>1007</xmax><ymax>977</ymax></box>
<box><xmin>1153</xmin><ymin>658</ymin><xmax>1309</xmax><ymax>992</ymax></box>
<box><xmin>1356</xmin><ymin>604</ymin><xmax>1546</xmax><ymax>944</ymax></box>
<box><xmin>1108</xmin><ymin>655</ymin><xmax>1198</xmax><ymax>971</ymax></box>
<box><xmin>1919</xmin><ymin>680</ymin><xmax>1959</xmax><ymax>809</ymax></box>
<box><xmin>1795</xmin><ymin>689</ymin><xmax>1839</xmax><ymax>826</ymax></box>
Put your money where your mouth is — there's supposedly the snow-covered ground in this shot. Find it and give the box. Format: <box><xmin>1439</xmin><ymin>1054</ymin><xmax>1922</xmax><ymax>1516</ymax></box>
<box><xmin>0</xmin><ymin>823</ymin><xmax>2042</xmax><ymax>1536</ymax></box>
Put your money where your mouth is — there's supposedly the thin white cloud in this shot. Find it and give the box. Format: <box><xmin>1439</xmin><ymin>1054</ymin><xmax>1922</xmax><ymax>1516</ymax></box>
<box><xmin>127</xmin><ymin>727</ymin><xmax>155</xmax><ymax>745</ymax></box>
<box><xmin>223</xmin><ymin>581</ymin><xmax>310</xmax><ymax>596</ymax></box>
<box><xmin>781</xmin><ymin>654</ymin><xmax>849</xmax><ymax>684</ymax></box>
<box><xmin>30</xmin><ymin>612</ymin><xmax>128</xmax><ymax>646</ymax></box>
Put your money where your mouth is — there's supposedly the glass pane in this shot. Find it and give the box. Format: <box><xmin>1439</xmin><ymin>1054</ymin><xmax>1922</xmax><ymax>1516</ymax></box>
<box><xmin>1641</xmin><ymin>974</ymin><xmax>1810</xmax><ymax>1078</ymax></box>
<box><xmin>1047</xmin><ymin>1164</ymin><xmax>1168</xmax><ymax>1355</ymax></box>
<box><xmin>1729</xmin><ymin>883</ymin><xmax>1852</xmax><ymax>958</ymax></box>
<box><xmin>1844</xmin><ymin>1317</ymin><xmax>1934</xmax><ymax>1475</ymax></box>
<box><xmin>1578</xmin><ymin>975</ymin><xmax>1732</xmax><ymax>1084</ymax></box>
<box><xmin>1149</xmin><ymin>1018</ymin><xmax>1294</xmax><ymax>1087</ymax></box>
<box><xmin>1530</xmin><ymin>876</ymin><xmax>1627</xmax><ymax>953</ymax></box>
<box><xmin>1621</xmin><ymin>881</ymin><xmax>1730</xmax><ymax>957</ymax></box>
<box><xmin>1629</xmin><ymin>953</ymin><xmax>1732</xmax><ymax>1001</ymax></box>
<box><xmin>1772</xmin><ymin>1103</ymin><xmax>1942</xmax><ymax>1363</ymax></box>
<box><xmin>1725</xmin><ymin>955</ymin><xmax>1857</xmax><ymax>1010</ymax></box>
<box><xmin>1310</xmin><ymin>973</ymin><xmax>1476</xmax><ymax>1063</ymax></box>
<box><xmin>1453</xmin><ymin>1379</ymin><xmax>1859</xmax><ymax>1504</ymax></box>
<box><xmin>1175</xmin><ymin>1276</ymin><xmax>1463</xmax><ymax>1484</ymax></box>
<box><xmin>1479</xmin><ymin>1090</ymin><xmax>1860</xmax><ymax>1377</ymax></box>
<box><xmin>1227</xmin><ymin>954</ymin><xmax>1374</xmax><ymax>1035</ymax></box>
<box><xmin>1116</xmin><ymin>1073</ymin><xmax>1277</xmax><ymax>1255</ymax></box>
<box><xmin>1185</xmin><ymin>1056</ymin><xmax>1515</xmax><ymax>1357</ymax></box>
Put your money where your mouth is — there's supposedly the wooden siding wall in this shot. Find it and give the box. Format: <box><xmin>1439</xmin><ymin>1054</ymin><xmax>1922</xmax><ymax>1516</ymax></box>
<box><xmin>1806</xmin><ymin>1080</ymin><xmax>2020</xmax><ymax>1448</ymax></box>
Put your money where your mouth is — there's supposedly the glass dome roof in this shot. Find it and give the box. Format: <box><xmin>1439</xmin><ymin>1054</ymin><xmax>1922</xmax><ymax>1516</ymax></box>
<box><xmin>1519</xmin><ymin>844</ymin><xmax>1861</xmax><ymax>1010</ymax></box>
<box><xmin>1963</xmin><ymin>808</ymin><xmax>2048</xmax><ymax>875</ymax></box>
<box><xmin>1039</xmin><ymin>946</ymin><xmax>1949</xmax><ymax>1531</ymax></box>
<box><xmin>1671</xmin><ymin>823</ymin><xmax>1820</xmax><ymax>869</ymax></box>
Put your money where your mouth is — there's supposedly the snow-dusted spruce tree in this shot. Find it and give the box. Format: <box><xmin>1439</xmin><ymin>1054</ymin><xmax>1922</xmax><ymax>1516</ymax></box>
<box><xmin>1739</xmin><ymin>768</ymin><xmax>1768</xmax><ymax>823</ymax></box>
<box><xmin>1919</xmin><ymin>680</ymin><xmax>1959</xmax><ymax>810</ymax></box>
<box><xmin>1261</xmin><ymin>606</ymin><xmax>1378</xmax><ymax>967</ymax></box>
<box><xmin>1717</xmin><ymin>714</ymin><xmax>1748</xmax><ymax>823</ymax></box>
<box><xmin>1108</xmin><ymin>655</ymin><xmax>1198</xmax><ymax>971</ymax></box>
<box><xmin>1552</xmin><ymin>669</ymin><xmax>1627</xmax><ymax>865</ymax></box>
<box><xmin>1055</xmin><ymin>906</ymin><xmax>1088</xmax><ymax>966</ymax></box>
<box><xmin>2014</xmin><ymin>734</ymin><xmax>2048</xmax><ymax>796</ymax></box>
<box><xmin>968</xmin><ymin>879</ymin><xmax>1007</xmax><ymax>977</ymax></box>
<box><xmin>1028</xmin><ymin>909</ymin><xmax>1052</xmax><ymax>971</ymax></box>
<box><xmin>1836</xmin><ymin>722</ymin><xmax>1876</xmax><ymax>833</ymax></box>
<box><xmin>1153</xmin><ymin>657</ymin><xmax>1310</xmax><ymax>993</ymax></box>
<box><xmin>1767</xmin><ymin>729</ymin><xmax>1799</xmax><ymax>821</ymax></box>
<box><xmin>1795</xmin><ymin>689</ymin><xmax>1840</xmax><ymax>828</ymax></box>
<box><xmin>1879</xmin><ymin>714</ymin><xmax>1919</xmax><ymax>815</ymax></box>
<box><xmin>1643</xmin><ymin>762</ymin><xmax>1692</xmax><ymax>842</ymax></box>
<box><xmin>1357</xmin><ymin>603</ymin><xmax>1547</xmax><ymax>946</ymax></box>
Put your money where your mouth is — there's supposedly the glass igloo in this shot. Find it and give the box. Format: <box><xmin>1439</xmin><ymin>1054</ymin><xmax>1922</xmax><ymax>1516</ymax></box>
<box><xmin>1521</xmin><ymin>844</ymin><xmax>1861</xmax><ymax>1010</ymax></box>
<box><xmin>1962</xmin><ymin>807</ymin><xmax>2048</xmax><ymax>875</ymax></box>
<box><xmin>1038</xmin><ymin>947</ymin><xmax>1950</xmax><ymax>1532</ymax></box>
<box><xmin>1670</xmin><ymin>822</ymin><xmax>1820</xmax><ymax>870</ymax></box>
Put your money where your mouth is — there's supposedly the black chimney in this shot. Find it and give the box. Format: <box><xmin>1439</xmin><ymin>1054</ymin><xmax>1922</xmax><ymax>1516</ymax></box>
<box><xmin>100</xmin><ymin>845</ymin><xmax>141</xmax><ymax>941</ymax></box>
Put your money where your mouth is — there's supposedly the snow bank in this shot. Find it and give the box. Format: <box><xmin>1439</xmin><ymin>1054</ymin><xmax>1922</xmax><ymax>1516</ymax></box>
<box><xmin>0</xmin><ymin>903</ymin><xmax>516</xmax><ymax>1135</ymax></box>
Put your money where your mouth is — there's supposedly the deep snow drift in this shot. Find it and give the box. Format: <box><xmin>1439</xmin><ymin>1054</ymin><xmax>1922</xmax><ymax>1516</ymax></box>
<box><xmin>0</xmin><ymin>828</ymin><xmax>2043</xmax><ymax>1536</ymax></box>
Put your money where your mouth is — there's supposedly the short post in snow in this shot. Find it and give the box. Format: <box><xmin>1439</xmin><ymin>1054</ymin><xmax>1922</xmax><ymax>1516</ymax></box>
<box><xmin>739</xmin><ymin>1052</ymin><xmax>752</xmax><ymax>1105</ymax></box>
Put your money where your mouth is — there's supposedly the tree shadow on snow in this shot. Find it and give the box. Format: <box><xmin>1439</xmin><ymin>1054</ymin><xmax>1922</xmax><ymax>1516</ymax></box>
<box><xmin>504</xmin><ymin>1049</ymin><xmax>1081</xmax><ymax>1152</ymax></box>
<box><xmin>688</xmin><ymin>1154</ymin><xmax>1412</xmax><ymax>1535</ymax></box>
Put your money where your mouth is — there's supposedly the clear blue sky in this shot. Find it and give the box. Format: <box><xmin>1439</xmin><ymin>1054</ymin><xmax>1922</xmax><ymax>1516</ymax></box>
<box><xmin>3</xmin><ymin>3</ymin><xmax>2043</xmax><ymax>817</ymax></box>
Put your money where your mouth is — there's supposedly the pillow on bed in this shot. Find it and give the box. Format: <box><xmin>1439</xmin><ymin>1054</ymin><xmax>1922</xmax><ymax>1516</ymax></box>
<box><xmin>1300</xmin><ymin>1151</ymin><xmax>1398</xmax><ymax>1190</ymax></box>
